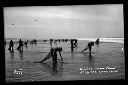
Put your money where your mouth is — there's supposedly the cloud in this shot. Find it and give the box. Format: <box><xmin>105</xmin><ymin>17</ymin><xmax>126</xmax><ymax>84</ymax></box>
<box><xmin>4</xmin><ymin>7</ymin><xmax>84</xmax><ymax>19</ymax></box>
<box><xmin>4</xmin><ymin>5</ymin><xmax>123</xmax><ymax>39</ymax></box>
<box><xmin>4</xmin><ymin>5</ymin><xmax>123</xmax><ymax>21</ymax></box>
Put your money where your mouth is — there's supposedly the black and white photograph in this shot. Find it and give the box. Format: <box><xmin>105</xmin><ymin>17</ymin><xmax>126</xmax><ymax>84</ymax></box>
<box><xmin>4</xmin><ymin>4</ymin><xmax>124</xmax><ymax>82</ymax></box>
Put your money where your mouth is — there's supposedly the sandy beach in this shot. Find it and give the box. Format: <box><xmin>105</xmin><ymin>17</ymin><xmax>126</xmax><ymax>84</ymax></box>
<box><xmin>5</xmin><ymin>40</ymin><xmax>125</xmax><ymax>82</ymax></box>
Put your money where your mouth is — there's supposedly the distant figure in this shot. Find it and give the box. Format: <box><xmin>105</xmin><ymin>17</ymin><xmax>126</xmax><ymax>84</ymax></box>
<box><xmin>50</xmin><ymin>38</ymin><xmax>53</xmax><ymax>47</ymax></box>
<box><xmin>17</xmin><ymin>39</ymin><xmax>23</xmax><ymax>51</ymax></box>
<box><xmin>74</xmin><ymin>39</ymin><xmax>78</xmax><ymax>47</ymax></box>
<box><xmin>54</xmin><ymin>40</ymin><xmax>57</xmax><ymax>45</ymax></box>
<box><xmin>33</xmin><ymin>39</ymin><xmax>37</xmax><ymax>45</ymax></box>
<box><xmin>8</xmin><ymin>40</ymin><xmax>14</xmax><ymax>51</ymax></box>
<box><xmin>95</xmin><ymin>39</ymin><xmax>99</xmax><ymax>45</ymax></box>
<box><xmin>81</xmin><ymin>42</ymin><xmax>94</xmax><ymax>53</ymax></box>
<box><xmin>30</xmin><ymin>40</ymin><xmax>33</xmax><ymax>45</ymax></box>
<box><xmin>24</xmin><ymin>40</ymin><xmax>29</xmax><ymax>47</ymax></box>
<box><xmin>24</xmin><ymin>42</ymin><xmax>27</xmax><ymax>47</ymax></box>
<box><xmin>71</xmin><ymin>39</ymin><xmax>74</xmax><ymax>52</ymax></box>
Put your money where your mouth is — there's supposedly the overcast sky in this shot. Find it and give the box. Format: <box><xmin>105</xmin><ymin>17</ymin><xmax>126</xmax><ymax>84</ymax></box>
<box><xmin>4</xmin><ymin>5</ymin><xmax>124</xmax><ymax>39</ymax></box>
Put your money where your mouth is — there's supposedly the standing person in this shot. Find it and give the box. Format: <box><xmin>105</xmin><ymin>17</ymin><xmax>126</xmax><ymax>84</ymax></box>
<box><xmin>17</xmin><ymin>39</ymin><xmax>23</xmax><ymax>51</ymax></box>
<box><xmin>71</xmin><ymin>39</ymin><xmax>74</xmax><ymax>52</ymax></box>
<box><xmin>50</xmin><ymin>38</ymin><xmax>53</xmax><ymax>47</ymax></box>
<box><xmin>81</xmin><ymin>42</ymin><xmax>94</xmax><ymax>53</ymax></box>
<box><xmin>8</xmin><ymin>40</ymin><xmax>14</xmax><ymax>51</ymax></box>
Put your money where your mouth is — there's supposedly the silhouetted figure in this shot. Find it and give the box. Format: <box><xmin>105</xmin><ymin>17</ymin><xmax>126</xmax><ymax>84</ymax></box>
<box><xmin>95</xmin><ymin>39</ymin><xmax>99</xmax><ymax>45</ymax></box>
<box><xmin>74</xmin><ymin>39</ymin><xmax>78</xmax><ymax>47</ymax></box>
<box><xmin>54</xmin><ymin>40</ymin><xmax>57</xmax><ymax>45</ymax></box>
<box><xmin>50</xmin><ymin>47</ymin><xmax>63</xmax><ymax>64</ymax></box>
<box><xmin>17</xmin><ymin>39</ymin><xmax>23</xmax><ymax>51</ymax></box>
<box><xmin>56</xmin><ymin>47</ymin><xmax>63</xmax><ymax>61</ymax></box>
<box><xmin>71</xmin><ymin>39</ymin><xmax>74</xmax><ymax>52</ymax></box>
<box><xmin>8</xmin><ymin>40</ymin><xmax>14</xmax><ymax>52</ymax></box>
<box><xmin>30</xmin><ymin>40</ymin><xmax>33</xmax><ymax>45</ymax></box>
<box><xmin>33</xmin><ymin>39</ymin><xmax>37</xmax><ymax>45</ymax></box>
<box><xmin>50</xmin><ymin>38</ymin><xmax>53</xmax><ymax>47</ymax></box>
<box><xmin>41</xmin><ymin>47</ymin><xmax>63</xmax><ymax>64</ymax></box>
<box><xmin>82</xmin><ymin>42</ymin><xmax>94</xmax><ymax>53</ymax></box>
<box><xmin>88</xmin><ymin>42</ymin><xmax>94</xmax><ymax>52</ymax></box>
<box><xmin>24</xmin><ymin>40</ymin><xmax>29</xmax><ymax>47</ymax></box>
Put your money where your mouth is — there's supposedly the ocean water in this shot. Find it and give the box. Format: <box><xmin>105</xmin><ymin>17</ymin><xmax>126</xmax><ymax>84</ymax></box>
<box><xmin>5</xmin><ymin>38</ymin><xmax>125</xmax><ymax>82</ymax></box>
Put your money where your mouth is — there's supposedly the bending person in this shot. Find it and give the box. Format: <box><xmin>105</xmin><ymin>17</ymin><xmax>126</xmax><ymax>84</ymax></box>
<box><xmin>95</xmin><ymin>38</ymin><xmax>99</xmax><ymax>45</ymax></box>
<box><xmin>81</xmin><ymin>42</ymin><xmax>94</xmax><ymax>53</ymax></box>
<box><xmin>41</xmin><ymin>47</ymin><xmax>63</xmax><ymax>63</ymax></box>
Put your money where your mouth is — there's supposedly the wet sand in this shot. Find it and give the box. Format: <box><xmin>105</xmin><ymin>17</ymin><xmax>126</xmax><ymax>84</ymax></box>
<box><xmin>5</xmin><ymin>41</ymin><xmax>125</xmax><ymax>82</ymax></box>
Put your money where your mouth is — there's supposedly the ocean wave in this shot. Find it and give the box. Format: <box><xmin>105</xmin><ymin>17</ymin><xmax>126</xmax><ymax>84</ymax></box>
<box><xmin>77</xmin><ymin>38</ymin><xmax>124</xmax><ymax>43</ymax></box>
<box><xmin>5</xmin><ymin>38</ymin><xmax>124</xmax><ymax>44</ymax></box>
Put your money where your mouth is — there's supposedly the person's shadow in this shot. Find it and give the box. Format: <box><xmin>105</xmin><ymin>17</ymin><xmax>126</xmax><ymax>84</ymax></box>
<box><xmin>88</xmin><ymin>52</ymin><xmax>94</xmax><ymax>67</ymax></box>
<box><xmin>19</xmin><ymin>50</ymin><xmax>23</xmax><ymax>57</ymax></box>
<box><xmin>52</xmin><ymin>62</ymin><xmax>63</xmax><ymax>76</ymax></box>
<box><xmin>82</xmin><ymin>52</ymin><xmax>94</xmax><ymax>67</ymax></box>
<box><xmin>52</xmin><ymin>63</ymin><xmax>58</xmax><ymax>76</ymax></box>
<box><xmin>19</xmin><ymin>50</ymin><xmax>23</xmax><ymax>69</ymax></box>
<box><xmin>9</xmin><ymin>51</ymin><xmax>15</xmax><ymax>72</ymax></box>
<box><xmin>71</xmin><ymin>52</ymin><xmax>74</xmax><ymax>59</ymax></box>
<box><xmin>9</xmin><ymin>51</ymin><xmax>14</xmax><ymax>63</ymax></box>
<box><xmin>41</xmin><ymin>61</ymin><xmax>63</xmax><ymax>77</ymax></box>
<box><xmin>89</xmin><ymin>52</ymin><xmax>92</xmax><ymax>58</ymax></box>
<box><xmin>9</xmin><ymin>51</ymin><xmax>14</xmax><ymax>58</ymax></box>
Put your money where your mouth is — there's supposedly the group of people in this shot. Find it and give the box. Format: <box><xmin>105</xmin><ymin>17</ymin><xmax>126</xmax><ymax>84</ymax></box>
<box><xmin>41</xmin><ymin>38</ymin><xmax>99</xmax><ymax>63</ymax></box>
<box><xmin>6</xmin><ymin>38</ymin><xmax>99</xmax><ymax>64</ymax></box>
<box><xmin>7</xmin><ymin>39</ymin><xmax>29</xmax><ymax>52</ymax></box>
